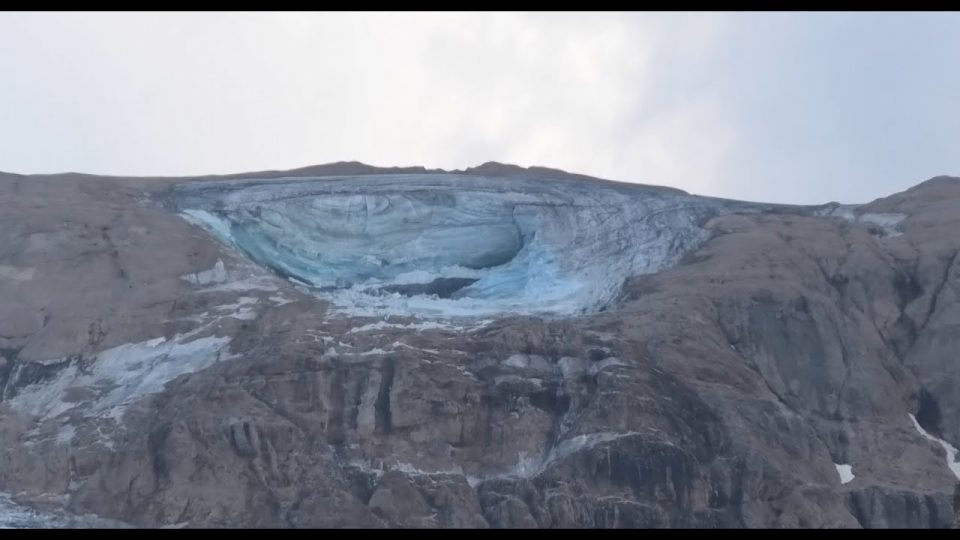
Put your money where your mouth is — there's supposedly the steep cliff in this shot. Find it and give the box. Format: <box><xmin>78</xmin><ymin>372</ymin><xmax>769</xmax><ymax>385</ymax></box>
<box><xmin>0</xmin><ymin>165</ymin><xmax>957</xmax><ymax>528</ymax></box>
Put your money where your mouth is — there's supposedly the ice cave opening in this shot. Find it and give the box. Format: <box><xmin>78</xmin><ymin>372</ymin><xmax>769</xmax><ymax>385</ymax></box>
<box><xmin>171</xmin><ymin>174</ymin><xmax>746</xmax><ymax>318</ymax></box>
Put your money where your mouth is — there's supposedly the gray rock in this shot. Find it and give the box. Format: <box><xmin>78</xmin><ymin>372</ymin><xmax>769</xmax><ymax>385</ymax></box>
<box><xmin>1</xmin><ymin>164</ymin><xmax>959</xmax><ymax>528</ymax></box>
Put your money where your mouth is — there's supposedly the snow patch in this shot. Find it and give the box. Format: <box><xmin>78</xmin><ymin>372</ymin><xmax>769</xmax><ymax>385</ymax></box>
<box><xmin>55</xmin><ymin>425</ymin><xmax>76</xmax><ymax>446</ymax></box>
<box><xmin>201</xmin><ymin>277</ymin><xmax>280</xmax><ymax>293</ymax></box>
<box><xmin>144</xmin><ymin>337</ymin><xmax>167</xmax><ymax>348</ymax></box>
<box><xmin>347</xmin><ymin>348</ymin><xmax>393</xmax><ymax>358</ymax></box>
<box><xmin>346</xmin><ymin>458</ymin><xmax>463</xmax><ymax>480</ymax></box>
<box><xmin>182</xmin><ymin>259</ymin><xmax>228</xmax><ymax>286</ymax></box>
<box><xmin>506</xmin><ymin>451</ymin><xmax>542</xmax><ymax>478</ymax></box>
<box><xmin>0</xmin><ymin>492</ymin><xmax>131</xmax><ymax>529</ymax></box>
<box><xmin>0</xmin><ymin>493</ymin><xmax>52</xmax><ymax>529</ymax></box>
<box><xmin>908</xmin><ymin>413</ymin><xmax>960</xmax><ymax>480</ymax></box>
<box><xmin>545</xmin><ymin>431</ymin><xmax>642</xmax><ymax>469</ymax></box>
<box><xmin>504</xmin><ymin>354</ymin><xmax>529</xmax><ymax>368</ymax></box>
<box><xmin>503</xmin><ymin>354</ymin><xmax>551</xmax><ymax>371</ymax></box>
<box><xmin>556</xmin><ymin>356</ymin><xmax>625</xmax><ymax>378</ymax></box>
<box><xmin>177</xmin><ymin>296</ymin><xmax>264</xmax><ymax>326</ymax></box>
<box><xmin>268</xmin><ymin>294</ymin><xmax>295</xmax><ymax>306</ymax></box>
<box><xmin>212</xmin><ymin>296</ymin><xmax>259</xmax><ymax>321</ymax></box>
<box><xmin>347</xmin><ymin>320</ymin><xmax>453</xmax><ymax>334</ymax></box>
<box><xmin>589</xmin><ymin>357</ymin><xmax>627</xmax><ymax>376</ymax></box>
<box><xmin>834</xmin><ymin>463</ymin><xmax>855</xmax><ymax>484</ymax></box>
<box><xmin>814</xmin><ymin>204</ymin><xmax>857</xmax><ymax>221</ymax></box>
<box><xmin>391</xmin><ymin>341</ymin><xmax>440</xmax><ymax>355</ymax></box>
<box><xmin>395</xmin><ymin>462</ymin><xmax>464</xmax><ymax>478</ymax></box>
<box><xmin>476</xmin><ymin>431</ymin><xmax>643</xmax><ymax>484</ymax></box>
<box><xmin>816</xmin><ymin>204</ymin><xmax>905</xmax><ymax>238</ymax></box>
<box><xmin>7</xmin><ymin>334</ymin><xmax>235</xmax><ymax>424</ymax></box>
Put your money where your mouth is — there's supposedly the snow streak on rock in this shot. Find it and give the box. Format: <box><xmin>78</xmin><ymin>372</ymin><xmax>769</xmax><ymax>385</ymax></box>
<box><xmin>814</xmin><ymin>204</ymin><xmax>906</xmax><ymax>238</ymax></box>
<box><xmin>0</xmin><ymin>493</ymin><xmax>131</xmax><ymax>529</ymax></box>
<box><xmin>909</xmin><ymin>413</ymin><xmax>960</xmax><ymax>480</ymax></box>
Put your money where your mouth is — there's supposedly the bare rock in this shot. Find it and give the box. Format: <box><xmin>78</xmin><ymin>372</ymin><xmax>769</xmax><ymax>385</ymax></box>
<box><xmin>1</xmin><ymin>166</ymin><xmax>959</xmax><ymax>528</ymax></box>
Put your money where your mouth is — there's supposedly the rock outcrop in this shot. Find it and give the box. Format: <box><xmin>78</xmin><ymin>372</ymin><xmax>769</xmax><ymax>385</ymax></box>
<box><xmin>0</xmin><ymin>165</ymin><xmax>958</xmax><ymax>528</ymax></box>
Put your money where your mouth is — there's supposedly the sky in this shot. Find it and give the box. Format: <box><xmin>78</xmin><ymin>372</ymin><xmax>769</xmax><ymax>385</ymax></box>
<box><xmin>1</xmin><ymin>11</ymin><xmax>959</xmax><ymax>204</ymax></box>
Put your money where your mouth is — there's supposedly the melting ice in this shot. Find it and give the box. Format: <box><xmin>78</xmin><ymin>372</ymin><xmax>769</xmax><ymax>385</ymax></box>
<box><xmin>172</xmin><ymin>174</ymin><xmax>764</xmax><ymax>318</ymax></box>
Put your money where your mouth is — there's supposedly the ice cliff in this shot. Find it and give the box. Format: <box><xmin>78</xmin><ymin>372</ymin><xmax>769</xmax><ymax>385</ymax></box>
<box><xmin>170</xmin><ymin>174</ymin><xmax>762</xmax><ymax>318</ymax></box>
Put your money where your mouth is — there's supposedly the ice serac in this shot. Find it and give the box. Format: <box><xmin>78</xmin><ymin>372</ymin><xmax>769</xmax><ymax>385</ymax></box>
<box><xmin>171</xmin><ymin>174</ymin><xmax>760</xmax><ymax>318</ymax></box>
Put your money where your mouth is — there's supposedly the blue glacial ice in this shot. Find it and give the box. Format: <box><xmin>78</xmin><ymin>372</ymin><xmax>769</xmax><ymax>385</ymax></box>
<box><xmin>171</xmin><ymin>174</ymin><xmax>763</xmax><ymax>318</ymax></box>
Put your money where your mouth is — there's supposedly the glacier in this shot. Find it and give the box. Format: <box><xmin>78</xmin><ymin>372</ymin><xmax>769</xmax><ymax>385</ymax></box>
<box><xmin>170</xmin><ymin>174</ymin><xmax>773</xmax><ymax>318</ymax></box>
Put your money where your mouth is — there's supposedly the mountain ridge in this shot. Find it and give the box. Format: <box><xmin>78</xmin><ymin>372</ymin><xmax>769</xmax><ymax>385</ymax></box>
<box><xmin>0</xmin><ymin>165</ymin><xmax>959</xmax><ymax>528</ymax></box>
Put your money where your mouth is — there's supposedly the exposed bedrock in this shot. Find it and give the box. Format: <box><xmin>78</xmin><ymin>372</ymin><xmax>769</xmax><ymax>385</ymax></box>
<box><xmin>0</xmin><ymin>167</ymin><xmax>959</xmax><ymax>528</ymax></box>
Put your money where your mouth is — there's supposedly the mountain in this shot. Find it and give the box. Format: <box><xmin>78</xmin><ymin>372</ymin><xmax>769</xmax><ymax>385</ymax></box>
<box><xmin>0</xmin><ymin>164</ymin><xmax>958</xmax><ymax>528</ymax></box>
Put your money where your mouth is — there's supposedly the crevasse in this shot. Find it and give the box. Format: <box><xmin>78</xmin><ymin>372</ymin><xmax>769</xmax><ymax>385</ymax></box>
<box><xmin>171</xmin><ymin>174</ymin><xmax>758</xmax><ymax>318</ymax></box>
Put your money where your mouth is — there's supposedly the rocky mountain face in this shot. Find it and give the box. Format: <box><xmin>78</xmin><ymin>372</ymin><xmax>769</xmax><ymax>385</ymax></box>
<box><xmin>0</xmin><ymin>163</ymin><xmax>958</xmax><ymax>528</ymax></box>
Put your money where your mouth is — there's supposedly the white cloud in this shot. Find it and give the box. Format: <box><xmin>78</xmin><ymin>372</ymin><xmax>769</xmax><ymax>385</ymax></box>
<box><xmin>1</xmin><ymin>12</ymin><xmax>958</xmax><ymax>204</ymax></box>
<box><xmin>0</xmin><ymin>13</ymin><xmax>724</xmax><ymax>179</ymax></box>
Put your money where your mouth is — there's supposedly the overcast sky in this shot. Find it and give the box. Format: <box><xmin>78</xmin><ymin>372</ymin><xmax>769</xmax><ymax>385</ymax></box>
<box><xmin>1</xmin><ymin>12</ymin><xmax>958</xmax><ymax>204</ymax></box>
